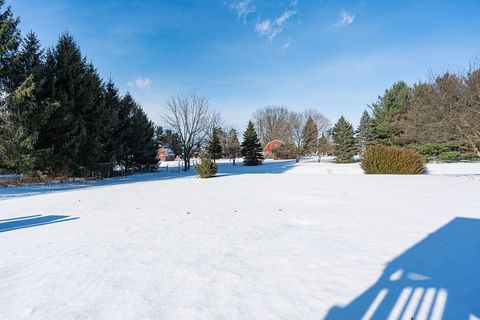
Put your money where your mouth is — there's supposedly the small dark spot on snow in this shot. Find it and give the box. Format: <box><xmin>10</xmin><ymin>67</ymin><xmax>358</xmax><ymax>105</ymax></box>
<box><xmin>278</xmin><ymin>209</ymin><xmax>283</xmax><ymax>212</ymax></box>
<box><xmin>234</xmin><ymin>210</ymin><xmax>238</xmax><ymax>213</ymax></box>
<box><xmin>187</xmin><ymin>211</ymin><xmax>191</xmax><ymax>215</ymax></box>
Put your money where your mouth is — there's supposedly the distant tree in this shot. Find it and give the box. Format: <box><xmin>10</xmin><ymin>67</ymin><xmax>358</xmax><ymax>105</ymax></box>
<box><xmin>163</xmin><ymin>92</ymin><xmax>219</xmax><ymax>171</ymax></box>
<box><xmin>285</xmin><ymin>110</ymin><xmax>330</xmax><ymax>162</ymax></box>
<box><xmin>253</xmin><ymin>105</ymin><xmax>290</xmax><ymax>145</ymax></box>
<box><xmin>317</xmin><ymin>133</ymin><xmax>334</xmax><ymax>161</ymax></box>
<box><xmin>371</xmin><ymin>81</ymin><xmax>412</xmax><ymax>142</ymax></box>
<box><xmin>224</xmin><ymin>128</ymin><xmax>241</xmax><ymax>165</ymax></box>
<box><xmin>302</xmin><ymin>116</ymin><xmax>318</xmax><ymax>156</ymax></box>
<box><xmin>156</xmin><ymin>126</ymin><xmax>183</xmax><ymax>156</ymax></box>
<box><xmin>331</xmin><ymin>116</ymin><xmax>356</xmax><ymax>163</ymax></box>
<box><xmin>241</xmin><ymin>120</ymin><xmax>264</xmax><ymax>166</ymax></box>
<box><xmin>208</xmin><ymin>127</ymin><xmax>223</xmax><ymax>162</ymax></box>
<box><xmin>356</xmin><ymin>110</ymin><xmax>377</xmax><ymax>154</ymax></box>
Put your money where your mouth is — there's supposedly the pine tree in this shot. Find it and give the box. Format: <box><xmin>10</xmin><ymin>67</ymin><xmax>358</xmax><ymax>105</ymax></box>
<box><xmin>301</xmin><ymin>116</ymin><xmax>318</xmax><ymax>156</ymax></box>
<box><xmin>0</xmin><ymin>0</ymin><xmax>20</xmax><ymax>93</ymax></box>
<box><xmin>208</xmin><ymin>128</ymin><xmax>223</xmax><ymax>162</ymax></box>
<box><xmin>372</xmin><ymin>81</ymin><xmax>411</xmax><ymax>141</ymax></box>
<box><xmin>331</xmin><ymin>116</ymin><xmax>356</xmax><ymax>163</ymax></box>
<box><xmin>224</xmin><ymin>128</ymin><xmax>241</xmax><ymax>165</ymax></box>
<box><xmin>0</xmin><ymin>0</ymin><xmax>21</xmax><ymax>170</ymax></box>
<box><xmin>356</xmin><ymin>110</ymin><xmax>377</xmax><ymax>154</ymax></box>
<box><xmin>39</xmin><ymin>33</ymin><xmax>89</xmax><ymax>174</ymax></box>
<box><xmin>241</xmin><ymin>121</ymin><xmax>264</xmax><ymax>166</ymax></box>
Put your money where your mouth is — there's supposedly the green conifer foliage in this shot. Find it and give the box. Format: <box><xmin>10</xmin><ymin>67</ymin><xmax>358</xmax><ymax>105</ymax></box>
<box><xmin>241</xmin><ymin>121</ymin><xmax>264</xmax><ymax>166</ymax></box>
<box><xmin>331</xmin><ymin>116</ymin><xmax>356</xmax><ymax>163</ymax></box>
<box><xmin>356</xmin><ymin>110</ymin><xmax>377</xmax><ymax>153</ymax></box>
<box><xmin>208</xmin><ymin>128</ymin><xmax>223</xmax><ymax>161</ymax></box>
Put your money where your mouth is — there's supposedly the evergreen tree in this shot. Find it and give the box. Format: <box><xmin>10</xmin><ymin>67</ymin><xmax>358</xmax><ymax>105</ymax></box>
<box><xmin>102</xmin><ymin>80</ymin><xmax>122</xmax><ymax>171</ymax></box>
<box><xmin>156</xmin><ymin>126</ymin><xmax>183</xmax><ymax>156</ymax></box>
<box><xmin>241</xmin><ymin>121</ymin><xmax>264</xmax><ymax>166</ymax></box>
<box><xmin>224</xmin><ymin>128</ymin><xmax>241</xmax><ymax>165</ymax></box>
<box><xmin>331</xmin><ymin>116</ymin><xmax>356</xmax><ymax>163</ymax></box>
<box><xmin>1</xmin><ymin>31</ymin><xmax>49</xmax><ymax>172</ymax></box>
<box><xmin>208</xmin><ymin>127</ymin><xmax>223</xmax><ymax>162</ymax></box>
<box><xmin>372</xmin><ymin>81</ymin><xmax>411</xmax><ymax>141</ymax></box>
<box><xmin>356</xmin><ymin>110</ymin><xmax>377</xmax><ymax>154</ymax></box>
<box><xmin>39</xmin><ymin>33</ymin><xmax>89</xmax><ymax>174</ymax></box>
<box><xmin>0</xmin><ymin>0</ymin><xmax>20</xmax><ymax>93</ymax></box>
<box><xmin>301</xmin><ymin>116</ymin><xmax>318</xmax><ymax>156</ymax></box>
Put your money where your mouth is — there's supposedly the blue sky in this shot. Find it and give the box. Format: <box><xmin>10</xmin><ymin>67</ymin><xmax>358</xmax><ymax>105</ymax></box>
<box><xmin>10</xmin><ymin>0</ymin><xmax>480</xmax><ymax>128</ymax></box>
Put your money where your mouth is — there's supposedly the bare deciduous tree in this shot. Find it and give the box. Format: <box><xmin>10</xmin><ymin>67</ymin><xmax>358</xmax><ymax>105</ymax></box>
<box><xmin>253</xmin><ymin>105</ymin><xmax>290</xmax><ymax>145</ymax></box>
<box><xmin>286</xmin><ymin>109</ymin><xmax>331</xmax><ymax>162</ymax></box>
<box><xmin>162</xmin><ymin>92</ymin><xmax>220</xmax><ymax>170</ymax></box>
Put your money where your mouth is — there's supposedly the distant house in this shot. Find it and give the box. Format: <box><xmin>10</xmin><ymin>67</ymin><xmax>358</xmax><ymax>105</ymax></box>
<box><xmin>263</xmin><ymin>140</ymin><xmax>284</xmax><ymax>158</ymax></box>
<box><xmin>157</xmin><ymin>148</ymin><xmax>176</xmax><ymax>161</ymax></box>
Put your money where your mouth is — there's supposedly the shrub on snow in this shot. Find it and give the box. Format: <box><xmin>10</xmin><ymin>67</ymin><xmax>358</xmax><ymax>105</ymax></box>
<box><xmin>194</xmin><ymin>157</ymin><xmax>218</xmax><ymax>178</ymax></box>
<box><xmin>361</xmin><ymin>145</ymin><xmax>425</xmax><ymax>174</ymax></box>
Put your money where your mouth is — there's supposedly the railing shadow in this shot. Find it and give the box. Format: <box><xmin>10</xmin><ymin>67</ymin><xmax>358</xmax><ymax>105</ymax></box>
<box><xmin>324</xmin><ymin>217</ymin><xmax>480</xmax><ymax>320</ymax></box>
<box><xmin>0</xmin><ymin>215</ymin><xmax>79</xmax><ymax>233</ymax></box>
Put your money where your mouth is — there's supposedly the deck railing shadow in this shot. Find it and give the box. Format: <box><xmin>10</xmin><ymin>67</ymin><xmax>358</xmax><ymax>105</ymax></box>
<box><xmin>0</xmin><ymin>215</ymin><xmax>78</xmax><ymax>233</ymax></box>
<box><xmin>323</xmin><ymin>217</ymin><xmax>480</xmax><ymax>320</ymax></box>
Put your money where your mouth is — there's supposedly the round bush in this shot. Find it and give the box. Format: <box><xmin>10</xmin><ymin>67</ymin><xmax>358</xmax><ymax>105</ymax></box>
<box><xmin>194</xmin><ymin>158</ymin><xmax>218</xmax><ymax>178</ymax></box>
<box><xmin>361</xmin><ymin>145</ymin><xmax>425</xmax><ymax>174</ymax></box>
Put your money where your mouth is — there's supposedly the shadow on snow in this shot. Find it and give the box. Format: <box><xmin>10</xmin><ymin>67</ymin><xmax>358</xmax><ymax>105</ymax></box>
<box><xmin>324</xmin><ymin>217</ymin><xmax>480</xmax><ymax>320</ymax></box>
<box><xmin>0</xmin><ymin>160</ymin><xmax>296</xmax><ymax>200</ymax></box>
<box><xmin>0</xmin><ymin>214</ymin><xmax>79</xmax><ymax>233</ymax></box>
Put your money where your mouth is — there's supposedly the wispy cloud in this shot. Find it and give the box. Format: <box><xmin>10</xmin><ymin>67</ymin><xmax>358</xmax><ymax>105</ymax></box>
<box><xmin>282</xmin><ymin>41</ymin><xmax>291</xmax><ymax>50</ymax></box>
<box><xmin>226</xmin><ymin>0</ymin><xmax>299</xmax><ymax>42</ymax></box>
<box><xmin>254</xmin><ymin>7</ymin><xmax>297</xmax><ymax>41</ymax></box>
<box><xmin>335</xmin><ymin>10</ymin><xmax>355</xmax><ymax>28</ymax></box>
<box><xmin>230</xmin><ymin>0</ymin><xmax>255</xmax><ymax>23</ymax></box>
<box><xmin>127</xmin><ymin>77</ymin><xmax>151</xmax><ymax>90</ymax></box>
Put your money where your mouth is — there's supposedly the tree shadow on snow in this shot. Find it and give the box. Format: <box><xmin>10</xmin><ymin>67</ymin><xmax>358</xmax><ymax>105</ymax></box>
<box><xmin>0</xmin><ymin>214</ymin><xmax>78</xmax><ymax>233</ymax></box>
<box><xmin>0</xmin><ymin>160</ymin><xmax>296</xmax><ymax>200</ymax></box>
<box><xmin>323</xmin><ymin>217</ymin><xmax>480</xmax><ymax>320</ymax></box>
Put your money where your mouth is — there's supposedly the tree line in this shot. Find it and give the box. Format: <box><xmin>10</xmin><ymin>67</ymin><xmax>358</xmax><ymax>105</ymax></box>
<box><xmin>0</xmin><ymin>2</ymin><xmax>158</xmax><ymax>177</ymax></box>
<box><xmin>329</xmin><ymin>67</ymin><xmax>480</xmax><ymax>163</ymax></box>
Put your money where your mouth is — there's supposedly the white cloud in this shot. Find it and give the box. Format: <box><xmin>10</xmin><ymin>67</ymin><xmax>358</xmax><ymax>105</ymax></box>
<box><xmin>254</xmin><ymin>9</ymin><xmax>297</xmax><ymax>41</ymax></box>
<box><xmin>127</xmin><ymin>77</ymin><xmax>151</xmax><ymax>90</ymax></box>
<box><xmin>226</xmin><ymin>0</ymin><xmax>299</xmax><ymax>42</ymax></box>
<box><xmin>282</xmin><ymin>41</ymin><xmax>291</xmax><ymax>50</ymax></box>
<box><xmin>231</xmin><ymin>0</ymin><xmax>255</xmax><ymax>23</ymax></box>
<box><xmin>335</xmin><ymin>10</ymin><xmax>355</xmax><ymax>28</ymax></box>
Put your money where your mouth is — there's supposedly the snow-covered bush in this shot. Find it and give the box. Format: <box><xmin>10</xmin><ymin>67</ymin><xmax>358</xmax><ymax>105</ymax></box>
<box><xmin>361</xmin><ymin>145</ymin><xmax>425</xmax><ymax>174</ymax></box>
<box><xmin>194</xmin><ymin>157</ymin><xmax>217</xmax><ymax>178</ymax></box>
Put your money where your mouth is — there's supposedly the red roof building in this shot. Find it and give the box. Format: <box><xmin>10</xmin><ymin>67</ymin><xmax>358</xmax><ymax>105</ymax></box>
<box><xmin>157</xmin><ymin>148</ymin><xmax>176</xmax><ymax>161</ymax></box>
<box><xmin>263</xmin><ymin>140</ymin><xmax>284</xmax><ymax>158</ymax></box>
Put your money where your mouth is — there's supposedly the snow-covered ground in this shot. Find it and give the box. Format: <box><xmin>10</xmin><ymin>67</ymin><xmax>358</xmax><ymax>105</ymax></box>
<box><xmin>1</xmin><ymin>159</ymin><xmax>479</xmax><ymax>319</ymax></box>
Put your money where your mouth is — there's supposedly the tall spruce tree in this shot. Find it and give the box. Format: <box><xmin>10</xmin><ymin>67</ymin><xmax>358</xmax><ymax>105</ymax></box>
<box><xmin>241</xmin><ymin>121</ymin><xmax>264</xmax><ymax>166</ymax></box>
<box><xmin>372</xmin><ymin>81</ymin><xmax>411</xmax><ymax>141</ymax></box>
<box><xmin>0</xmin><ymin>0</ymin><xmax>21</xmax><ymax>170</ymax></box>
<box><xmin>208</xmin><ymin>128</ymin><xmax>223</xmax><ymax>162</ymax></box>
<box><xmin>39</xmin><ymin>33</ymin><xmax>89</xmax><ymax>174</ymax></box>
<box><xmin>224</xmin><ymin>128</ymin><xmax>241</xmax><ymax>165</ymax></box>
<box><xmin>356</xmin><ymin>110</ymin><xmax>377</xmax><ymax>154</ymax></box>
<box><xmin>0</xmin><ymin>0</ymin><xmax>20</xmax><ymax>93</ymax></box>
<box><xmin>331</xmin><ymin>116</ymin><xmax>356</xmax><ymax>163</ymax></box>
<box><xmin>302</xmin><ymin>116</ymin><xmax>318</xmax><ymax>156</ymax></box>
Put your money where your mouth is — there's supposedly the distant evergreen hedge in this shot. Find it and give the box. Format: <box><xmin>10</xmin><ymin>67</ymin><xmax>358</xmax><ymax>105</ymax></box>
<box><xmin>361</xmin><ymin>145</ymin><xmax>425</xmax><ymax>174</ymax></box>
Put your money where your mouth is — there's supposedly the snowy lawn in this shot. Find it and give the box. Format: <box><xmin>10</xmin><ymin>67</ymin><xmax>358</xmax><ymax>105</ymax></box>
<box><xmin>1</xmin><ymin>159</ymin><xmax>479</xmax><ymax>319</ymax></box>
